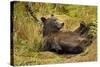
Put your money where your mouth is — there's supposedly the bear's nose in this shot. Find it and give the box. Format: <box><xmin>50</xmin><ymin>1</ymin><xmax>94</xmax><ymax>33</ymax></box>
<box><xmin>61</xmin><ymin>23</ymin><xmax>64</xmax><ymax>26</ymax></box>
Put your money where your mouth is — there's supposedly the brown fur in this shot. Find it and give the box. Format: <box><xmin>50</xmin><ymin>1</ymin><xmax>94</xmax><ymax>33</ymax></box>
<box><xmin>41</xmin><ymin>16</ymin><xmax>91</xmax><ymax>54</ymax></box>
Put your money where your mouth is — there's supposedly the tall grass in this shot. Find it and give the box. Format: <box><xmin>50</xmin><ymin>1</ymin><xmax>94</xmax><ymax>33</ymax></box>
<box><xmin>13</xmin><ymin>2</ymin><xmax>43</xmax><ymax>51</ymax></box>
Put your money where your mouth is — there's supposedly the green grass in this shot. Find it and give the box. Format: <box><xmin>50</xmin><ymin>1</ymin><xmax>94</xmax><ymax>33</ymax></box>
<box><xmin>12</xmin><ymin>2</ymin><xmax>97</xmax><ymax>66</ymax></box>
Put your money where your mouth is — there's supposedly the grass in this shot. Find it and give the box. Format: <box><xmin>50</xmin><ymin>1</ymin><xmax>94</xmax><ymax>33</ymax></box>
<box><xmin>12</xmin><ymin>2</ymin><xmax>97</xmax><ymax>66</ymax></box>
<box><xmin>13</xmin><ymin>40</ymin><xmax>97</xmax><ymax>65</ymax></box>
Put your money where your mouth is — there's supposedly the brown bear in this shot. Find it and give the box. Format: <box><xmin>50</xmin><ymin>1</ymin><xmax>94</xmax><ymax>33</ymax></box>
<box><xmin>41</xmin><ymin>16</ymin><xmax>91</xmax><ymax>54</ymax></box>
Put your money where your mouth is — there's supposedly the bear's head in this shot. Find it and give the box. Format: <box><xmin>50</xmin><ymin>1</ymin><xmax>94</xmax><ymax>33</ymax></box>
<box><xmin>41</xmin><ymin>17</ymin><xmax>64</xmax><ymax>36</ymax></box>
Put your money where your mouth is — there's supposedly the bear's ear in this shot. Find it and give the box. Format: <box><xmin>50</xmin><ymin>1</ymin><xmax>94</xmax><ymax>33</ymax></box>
<box><xmin>41</xmin><ymin>17</ymin><xmax>47</xmax><ymax>23</ymax></box>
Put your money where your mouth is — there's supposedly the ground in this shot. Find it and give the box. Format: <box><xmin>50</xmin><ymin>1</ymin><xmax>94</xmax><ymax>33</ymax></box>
<box><xmin>13</xmin><ymin>40</ymin><xmax>97</xmax><ymax>65</ymax></box>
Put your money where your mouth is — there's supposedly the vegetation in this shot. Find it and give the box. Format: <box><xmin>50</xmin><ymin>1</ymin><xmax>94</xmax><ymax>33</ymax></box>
<box><xmin>11</xmin><ymin>1</ymin><xmax>97</xmax><ymax>66</ymax></box>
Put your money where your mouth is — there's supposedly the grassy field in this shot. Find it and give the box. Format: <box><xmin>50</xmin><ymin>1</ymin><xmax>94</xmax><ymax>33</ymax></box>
<box><xmin>11</xmin><ymin>2</ymin><xmax>97</xmax><ymax>66</ymax></box>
